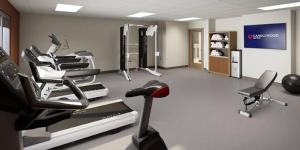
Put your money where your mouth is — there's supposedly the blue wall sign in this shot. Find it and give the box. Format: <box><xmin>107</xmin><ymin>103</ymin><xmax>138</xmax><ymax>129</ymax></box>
<box><xmin>244</xmin><ymin>23</ymin><xmax>286</xmax><ymax>50</ymax></box>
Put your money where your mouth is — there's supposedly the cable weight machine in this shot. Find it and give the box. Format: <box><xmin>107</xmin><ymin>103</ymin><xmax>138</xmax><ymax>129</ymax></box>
<box><xmin>120</xmin><ymin>24</ymin><xmax>161</xmax><ymax>81</ymax></box>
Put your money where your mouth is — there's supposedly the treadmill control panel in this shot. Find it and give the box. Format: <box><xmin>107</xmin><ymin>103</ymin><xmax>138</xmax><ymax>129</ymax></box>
<box><xmin>0</xmin><ymin>48</ymin><xmax>19</xmax><ymax>85</ymax></box>
<box><xmin>0</xmin><ymin>47</ymin><xmax>26</xmax><ymax>113</ymax></box>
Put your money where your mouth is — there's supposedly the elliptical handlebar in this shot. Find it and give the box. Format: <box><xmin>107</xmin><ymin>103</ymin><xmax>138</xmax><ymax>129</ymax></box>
<box><xmin>49</xmin><ymin>34</ymin><xmax>62</xmax><ymax>47</ymax></box>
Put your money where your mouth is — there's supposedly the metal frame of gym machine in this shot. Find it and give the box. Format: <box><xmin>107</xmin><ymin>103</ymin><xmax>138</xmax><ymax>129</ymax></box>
<box><xmin>120</xmin><ymin>24</ymin><xmax>161</xmax><ymax>81</ymax></box>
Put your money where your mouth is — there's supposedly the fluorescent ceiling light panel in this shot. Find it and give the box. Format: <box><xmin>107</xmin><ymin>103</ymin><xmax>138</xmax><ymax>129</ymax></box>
<box><xmin>128</xmin><ymin>12</ymin><xmax>155</xmax><ymax>18</ymax></box>
<box><xmin>175</xmin><ymin>17</ymin><xmax>201</xmax><ymax>21</ymax></box>
<box><xmin>55</xmin><ymin>4</ymin><xmax>82</xmax><ymax>12</ymax></box>
<box><xmin>258</xmin><ymin>2</ymin><xmax>300</xmax><ymax>10</ymax></box>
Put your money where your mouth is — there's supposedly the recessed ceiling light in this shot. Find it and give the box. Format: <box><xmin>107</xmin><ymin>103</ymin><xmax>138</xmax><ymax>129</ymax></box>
<box><xmin>55</xmin><ymin>4</ymin><xmax>82</xmax><ymax>12</ymax></box>
<box><xmin>175</xmin><ymin>17</ymin><xmax>201</xmax><ymax>21</ymax></box>
<box><xmin>128</xmin><ymin>12</ymin><xmax>155</xmax><ymax>18</ymax></box>
<box><xmin>258</xmin><ymin>2</ymin><xmax>300</xmax><ymax>10</ymax></box>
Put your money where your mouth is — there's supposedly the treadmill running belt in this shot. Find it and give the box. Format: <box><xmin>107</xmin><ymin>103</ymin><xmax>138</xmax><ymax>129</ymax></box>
<box><xmin>64</xmin><ymin>69</ymin><xmax>100</xmax><ymax>78</ymax></box>
<box><xmin>59</xmin><ymin>63</ymin><xmax>89</xmax><ymax>70</ymax></box>
<box><xmin>49</xmin><ymin>84</ymin><xmax>105</xmax><ymax>98</ymax></box>
<box><xmin>47</xmin><ymin>101</ymin><xmax>133</xmax><ymax>133</ymax></box>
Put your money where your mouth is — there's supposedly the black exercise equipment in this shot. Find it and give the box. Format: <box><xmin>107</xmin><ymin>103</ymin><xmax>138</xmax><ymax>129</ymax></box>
<box><xmin>30</xmin><ymin>35</ymin><xmax>98</xmax><ymax>84</ymax></box>
<box><xmin>0</xmin><ymin>47</ymin><xmax>138</xmax><ymax>149</ymax></box>
<box><xmin>120</xmin><ymin>26</ymin><xmax>149</xmax><ymax>73</ymax></box>
<box><xmin>120</xmin><ymin>24</ymin><xmax>161</xmax><ymax>81</ymax></box>
<box><xmin>126</xmin><ymin>80</ymin><xmax>169</xmax><ymax>150</ymax></box>
<box><xmin>23</xmin><ymin>48</ymin><xmax>109</xmax><ymax>101</ymax></box>
<box><xmin>282</xmin><ymin>74</ymin><xmax>300</xmax><ymax>94</ymax></box>
<box><xmin>0</xmin><ymin>47</ymin><xmax>89</xmax><ymax>150</ymax></box>
<box><xmin>23</xmin><ymin>48</ymin><xmax>100</xmax><ymax>78</ymax></box>
<box><xmin>30</xmin><ymin>45</ymin><xmax>90</xmax><ymax>70</ymax></box>
<box><xmin>31</xmin><ymin>44</ymin><xmax>82</xmax><ymax>64</ymax></box>
<box><xmin>238</xmin><ymin>70</ymin><xmax>288</xmax><ymax>118</ymax></box>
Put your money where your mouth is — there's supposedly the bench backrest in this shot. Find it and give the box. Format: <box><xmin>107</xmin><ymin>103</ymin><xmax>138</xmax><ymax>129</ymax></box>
<box><xmin>254</xmin><ymin>70</ymin><xmax>277</xmax><ymax>91</ymax></box>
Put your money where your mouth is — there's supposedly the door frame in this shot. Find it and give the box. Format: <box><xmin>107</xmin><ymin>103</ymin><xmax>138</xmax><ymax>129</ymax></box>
<box><xmin>189</xmin><ymin>28</ymin><xmax>204</xmax><ymax>69</ymax></box>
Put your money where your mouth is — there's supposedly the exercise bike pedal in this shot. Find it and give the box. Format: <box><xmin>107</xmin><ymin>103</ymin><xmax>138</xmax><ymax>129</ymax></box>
<box><xmin>238</xmin><ymin>110</ymin><xmax>252</xmax><ymax>118</ymax></box>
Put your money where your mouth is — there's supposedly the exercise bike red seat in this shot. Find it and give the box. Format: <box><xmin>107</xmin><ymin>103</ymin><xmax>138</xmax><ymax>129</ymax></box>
<box><xmin>126</xmin><ymin>80</ymin><xmax>169</xmax><ymax>98</ymax></box>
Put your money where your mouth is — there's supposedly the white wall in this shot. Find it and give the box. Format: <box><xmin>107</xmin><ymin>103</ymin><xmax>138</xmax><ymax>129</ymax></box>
<box><xmin>296</xmin><ymin>10</ymin><xmax>300</xmax><ymax>75</ymax></box>
<box><xmin>215</xmin><ymin>17</ymin><xmax>243</xmax><ymax>49</ymax></box>
<box><xmin>157</xmin><ymin>21</ymin><xmax>188</xmax><ymax>68</ymax></box>
<box><xmin>165</xmin><ymin>21</ymin><xmax>189</xmax><ymax>68</ymax></box>
<box><xmin>157</xmin><ymin>22</ymin><xmax>167</xmax><ymax>67</ymax></box>
<box><xmin>242</xmin><ymin>10</ymin><xmax>294</xmax><ymax>82</ymax></box>
<box><xmin>19</xmin><ymin>13</ymin><xmax>156</xmax><ymax>73</ymax></box>
<box><xmin>291</xmin><ymin>11</ymin><xmax>296</xmax><ymax>75</ymax></box>
<box><xmin>215</xmin><ymin>10</ymin><xmax>296</xmax><ymax>82</ymax></box>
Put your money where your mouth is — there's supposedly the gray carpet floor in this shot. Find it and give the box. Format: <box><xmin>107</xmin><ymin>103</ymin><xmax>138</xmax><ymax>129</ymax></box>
<box><xmin>57</xmin><ymin>68</ymin><xmax>300</xmax><ymax>150</ymax></box>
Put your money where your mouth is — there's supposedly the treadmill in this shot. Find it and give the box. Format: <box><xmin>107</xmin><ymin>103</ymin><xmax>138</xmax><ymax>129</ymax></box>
<box><xmin>22</xmin><ymin>48</ymin><xmax>109</xmax><ymax>101</ymax></box>
<box><xmin>33</xmin><ymin>34</ymin><xmax>97</xmax><ymax>84</ymax></box>
<box><xmin>31</xmin><ymin>44</ymin><xmax>91</xmax><ymax>70</ymax></box>
<box><xmin>30</xmin><ymin>44</ymin><xmax>97</xmax><ymax>85</ymax></box>
<box><xmin>0</xmin><ymin>47</ymin><xmax>138</xmax><ymax>150</ymax></box>
<box><xmin>24</xmin><ymin>100</ymin><xmax>137</xmax><ymax>150</ymax></box>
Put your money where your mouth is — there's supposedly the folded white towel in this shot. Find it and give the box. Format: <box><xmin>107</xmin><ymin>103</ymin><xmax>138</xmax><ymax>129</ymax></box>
<box><xmin>224</xmin><ymin>36</ymin><xmax>229</xmax><ymax>40</ymax></box>
<box><xmin>211</xmin><ymin>50</ymin><xmax>224</xmax><ymax>56</ymax></box>
<box><xmin>211</xmin><ymin>34</ymin><xmax>224</xmax><ymax>40</ymax></box>
<box><xmin>211</xmin><ymin>42</ymin><xmax>224</xmax><ymax>48</ymax></box>
<box><xmin>225</xmin><ymin>44</ymin><xmax>229</xmax><ymax>48</ymax></box>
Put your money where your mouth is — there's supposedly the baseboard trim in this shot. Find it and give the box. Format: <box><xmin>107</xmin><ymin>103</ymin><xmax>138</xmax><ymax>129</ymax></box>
<box><xmin>100</xmin><ymin>65</ymin><xmax>188</xmax><ymax>73</ymax></box>
<box><xmin>100</xmin><ymin>66</ymin><xmax>159</xmax><ymax>74</ymax></box>
<box><xmin>158</xmin><ymin>65</ymin><xmax>188</xmax><ymax>69</ymax></box>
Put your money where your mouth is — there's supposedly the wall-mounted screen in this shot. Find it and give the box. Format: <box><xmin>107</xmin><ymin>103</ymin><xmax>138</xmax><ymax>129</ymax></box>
<box><xmin>244</xmin><ymin>23</ymin><xmax>286</xmax><ymax>50</ymax></box>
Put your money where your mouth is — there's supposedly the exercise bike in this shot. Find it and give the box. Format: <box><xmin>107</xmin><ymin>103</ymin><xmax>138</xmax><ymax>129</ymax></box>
<box><xmin>125</xmin><ymin>80</ymin><xmax>169</xmax><ymax>150</ymax></box>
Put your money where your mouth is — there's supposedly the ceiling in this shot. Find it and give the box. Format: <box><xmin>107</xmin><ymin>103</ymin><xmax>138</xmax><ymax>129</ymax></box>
<box><xmin>8</xmin><ymin>0</ymin><xmax>300</xmax><ymax>21</ymax></box>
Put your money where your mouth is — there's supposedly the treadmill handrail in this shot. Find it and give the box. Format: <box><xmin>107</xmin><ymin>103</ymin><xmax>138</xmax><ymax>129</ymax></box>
<box><xmin>31</xmin><ymin>44</ymin><xmax>52</xmax><ymax>57</ymax></box>
<box><xmin>29</xmin><ymin>46</ymin><xmax>90</xmax><ymax>68</ymax></box>
<box><xmin>29</xmin><ymin>62</ymin><xmax>64</xmax><ymax>83</ymax></box>
<box><xmin>23</xmin><ymin>48</ymin><xmax>57</xmax><ymax>69</ymax></box>
<box><xmin>19</xmin><ymin>73</ymin><xmax>89</xmax><ymax>110</ymax></box>
<box><xmin>55</xmin><ymin>56</ymin><xmax>77</xmax><ymax>59</ymax></box>
<box><xmin>31</xmin><ymin>46</ymin><xmax>81</xmax><ymax>65</ymax></box>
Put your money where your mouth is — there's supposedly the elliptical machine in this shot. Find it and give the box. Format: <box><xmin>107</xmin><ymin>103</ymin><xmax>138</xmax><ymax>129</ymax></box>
<box><xmin>126</xmin><ymin>80</ymin><xmax>169</xmax><ymax>150</ymax></box>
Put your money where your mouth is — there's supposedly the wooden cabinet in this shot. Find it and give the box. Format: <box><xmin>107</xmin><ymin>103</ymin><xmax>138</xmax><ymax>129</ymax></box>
<box><xmin>209</xmin><ymin>56</ymin><xmax>229</xmax><ymax>75</ymax></box>
<box><xmin>209</xmin><ymin>31</ymin><xmax>237</xmax><ymax>76</ymax></box>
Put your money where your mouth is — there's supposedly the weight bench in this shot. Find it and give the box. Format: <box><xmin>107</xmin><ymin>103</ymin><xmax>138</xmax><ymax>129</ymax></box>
<box><xmin>238</xmin><ymin>70</ymin><xmax>288</xmax><ymax>118</ymax></box>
